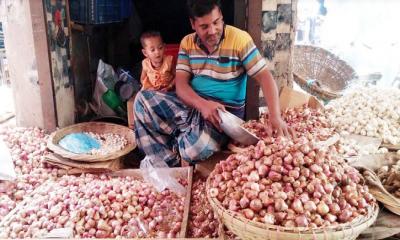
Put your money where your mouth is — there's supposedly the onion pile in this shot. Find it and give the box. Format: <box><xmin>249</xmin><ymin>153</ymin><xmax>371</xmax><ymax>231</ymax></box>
<box><xmin>326</xmin><ymin>87</ymin><xmax>400</xmax><ymax>145</ymax></box>
<box><xmin>243</xmin><ymin>105</ymin><xmax>334</xmax><ymax>141</ymax></box>
<box><xmin>0</xmin><ymin>127</ymin><xmax>61</xmax><ymax>221</ymax></box>
<box><xmin>189</xmin><ymin>176</ymin><xmax>219</xmax><ymax>238</ymax></box>
<box><xmin>0</xmin><ymin>174</ymin><xmax>185</xmax><ymax>238</ymax></box>
<box><xmin>188</xmin><ymin>175</ymin><xmax>240</xmax><ymax>239</ymax></box>
<box><xmin>85</xmin><ymin>132</ymin><xmax>127</xmax><ymax>155</ymax></box>
<box><xmin>208</xmin><ymin>136</ymin><xmax>376</xmax><ymax>228</ymax></box>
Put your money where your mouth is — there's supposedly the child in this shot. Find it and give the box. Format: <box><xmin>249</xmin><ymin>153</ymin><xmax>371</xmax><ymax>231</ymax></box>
<box><xmin>140</xmin><ymin>31</ymin><xmax>175</xmax><ymax>92</ymax></box>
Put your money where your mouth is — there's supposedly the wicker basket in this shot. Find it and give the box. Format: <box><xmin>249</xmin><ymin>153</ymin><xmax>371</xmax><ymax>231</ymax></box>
<box><xmin>206</xmin><ymin>174</ymin><xmax>379</xmax><ymax>240</ymax></box>
<box><xmin>361</xmin><ymin>166</ymin><xmax>400</xmax><ymax>216</ymax></box>
<box><xmin>292</xmin><ymin>45</ymin><xmax>357</xmax><ymax>101</ymax></box>
<box><xmin>47</xmin><ymin>122</ymin><xmax>136</xmax><ymax>162</ymax></box>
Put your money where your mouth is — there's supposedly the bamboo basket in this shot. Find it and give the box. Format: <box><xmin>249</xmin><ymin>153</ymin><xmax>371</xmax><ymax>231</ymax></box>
<box><xmin>206</xmin><ymin>174</ymin><xmax>379</xmax><ymax>240</ymax></box>
<box><xmin>360</xmin><ymin>165</ymin><xmax>400</xmax><ymax>216</ymax></box>
<box><xmin>47</xmin><ymin>122</ymin><xmax>136</xmax><ymax>162</ymax></box>
<box><xmin>380</xmin><ymin>143</ymin><xmax>400</xmax><ymax>151</ymax></box>
<box><xmin>293</xmin><ymin>45</ymin><xmax>357</xmax><ymax>101</ymax></box>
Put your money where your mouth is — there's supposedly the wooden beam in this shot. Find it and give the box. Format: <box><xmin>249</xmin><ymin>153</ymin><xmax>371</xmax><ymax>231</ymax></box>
<box><xmin>245</xmin><ymin>0</ymin><xmax>262</xmax><ymax>120</ymax></box>
<box><xmin>234</xmin><ymin>0</ymin><xmax>246</xmax><ymax>30</ymax></box>
<box><xmin>29</xmin><ymin>1</ymin><xmax>57</xmax><ymax>131</ymax></box>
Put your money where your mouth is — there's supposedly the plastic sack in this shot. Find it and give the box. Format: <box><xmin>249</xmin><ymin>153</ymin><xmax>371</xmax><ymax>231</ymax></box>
<box><xmin>58</xmin><ymin>133</ymin><xmax>100</xmax><ymax>154</ymax></box>
<box><xmin>0</xmin><ymin>139</ymin><xmax>16</xmax><ymax>181</ymax></box>
<box><xmin>140</xmin><ymin>156</ymin><xmax>186</xmax><ymax>196</ymax></box>
<box><xmin>97</xmin><ymin>59</ymin><xmax>118</xmax><ymax>90</ymax></box>
<box><xmin>90</xmin><ymin>59</ymin><xmax>119</xmax><ymax>116</ymax></box>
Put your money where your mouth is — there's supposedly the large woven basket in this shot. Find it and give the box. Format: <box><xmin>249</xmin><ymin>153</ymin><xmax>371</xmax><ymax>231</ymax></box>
<box><xmin>47</xmin><ymin>122</ymin><xmax>136</xmax><ymax>162</ymax></box>
<box><xmin>292</xmin><ymin>45</ymin><xmax>357</xmax><ymax>101</ymax></box>
<box><xmin>206</xmin><ymin>175</ymin><xmax>379</xmax><ymax>240</ymax></box>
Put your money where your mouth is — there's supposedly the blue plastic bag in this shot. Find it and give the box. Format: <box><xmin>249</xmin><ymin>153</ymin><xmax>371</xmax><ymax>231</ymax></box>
<box><xmin>59</xmin><ymin>133</ymin><xmax>100</xmax><ymax>154</ymax></box>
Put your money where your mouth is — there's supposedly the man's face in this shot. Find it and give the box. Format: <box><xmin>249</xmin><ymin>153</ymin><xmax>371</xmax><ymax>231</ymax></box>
<box><xmin>190</xmin><ymin>6</ymin><xmax>224</xmax><ymax>51</ymax></box>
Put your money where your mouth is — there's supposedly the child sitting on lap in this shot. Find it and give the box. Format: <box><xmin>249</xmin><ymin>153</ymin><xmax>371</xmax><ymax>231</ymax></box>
<box><xmin>140</xmin><ymin>31</ymin><xmax>175</xmax><ymax>92</ymax></box>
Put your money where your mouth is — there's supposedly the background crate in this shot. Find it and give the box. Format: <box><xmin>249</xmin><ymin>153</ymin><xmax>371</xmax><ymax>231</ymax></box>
<box><xmin>69</xmin><ymin>0</ymin><xmax>88</xmax><ymax>24</ymax></box>
<box><xmin>69</xmin><ymin>0</ymin><xmax>132</xmax><ymax>25</ymax></box>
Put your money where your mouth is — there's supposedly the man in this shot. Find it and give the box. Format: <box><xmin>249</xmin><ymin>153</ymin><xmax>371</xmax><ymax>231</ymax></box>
<box><xmin>134</xmin><ymin>0</ymin><xmax>289</xmax><ymax>166</ymax></box>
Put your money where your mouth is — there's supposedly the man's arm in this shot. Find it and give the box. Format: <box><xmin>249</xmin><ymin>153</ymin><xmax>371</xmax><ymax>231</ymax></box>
<box><xmin>175</xmin><ymin>71</ymin><xmax>224</xmax><ymax>130</ymax></box>
<box><xmin>253</xmin><ymin>68</ymin><xmax>290</xmax><ymax>136</ymax></box>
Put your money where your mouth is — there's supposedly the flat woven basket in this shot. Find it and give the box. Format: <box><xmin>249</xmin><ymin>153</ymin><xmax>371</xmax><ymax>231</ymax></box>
<box><xmin>206</xmin><ymin>175</ymin><xmax>379</xmax><ymax>240</ymax></box>
<box><xmin>293</xmin><ymin>45</ymin><xmax>357</xmax><ymax>101</ymax></box>
<box><xmin>361</xmin><ymin>166</ymin><xmax>400</xmax><ymax>216</ymax></box>
<box><xmin>47</xmin><ymin>122</ymin><xmax>136</xmax><ymax>162</ymax></box>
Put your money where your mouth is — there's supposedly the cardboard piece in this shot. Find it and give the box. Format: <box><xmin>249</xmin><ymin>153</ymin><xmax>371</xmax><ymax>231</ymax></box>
<box><xmin>195</xmin><ymin>151</ymin><xmax>231</xmax><ymax>178</ymax></box>
<box><xmin>0</xmin><ymin>140</ymin><xmax>16</xmax><ymax>181</ymax></box>
<box><xmin>44</xmin><ymin>153</ymin><xmax>122</xmax><ymax>172</ymax></box>
<box><xmin>315</xmin><ymin>134</ymin><xmax>340</xmax><ymax>150</ymax></box>
<box><xmin>350</xmin><ymin>153</ymin><xmax>400</xmax><ymax>172</ymax></box>
<box><xmin>279</xmin><ymin>86</ymin><xmax>324</xmax><ymax>110</ymax></box>
<box><xmin>45</xmin><ymin>228</ymin><xmax>74</xmax><ymax>238</ymax></box>
<box><xmin>340</xmin><ymin>134</ymin><xmax>382</xmax><ymax>163</ymax></box>
<box><xmin>358</xmin><ymin>209</ymin><xmax>400</xmax><ymax>240</ymax></box>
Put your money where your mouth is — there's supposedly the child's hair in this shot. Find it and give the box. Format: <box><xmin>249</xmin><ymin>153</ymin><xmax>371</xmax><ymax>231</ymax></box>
<box><xmin>140</xmin><ymin>31</ymin><xmax>162</xmax><ymax>48</ymax></box>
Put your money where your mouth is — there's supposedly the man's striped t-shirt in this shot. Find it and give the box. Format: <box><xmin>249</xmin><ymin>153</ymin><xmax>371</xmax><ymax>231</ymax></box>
<box><xmin>176</xmin><ymin>25</ymin><xmax>267</xmax><ymax>106</ymax></box>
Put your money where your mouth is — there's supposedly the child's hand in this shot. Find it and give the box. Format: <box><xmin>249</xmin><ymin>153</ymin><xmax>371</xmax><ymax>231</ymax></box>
<box><xmin>160</xmin><ymin>84</ymin><xmax>174</xmax><ymax>92</ymax></box>
<box><xmin>159</xmin><ymin>87</ymin><xmax>170</xmax><ymax>92</ymax></box>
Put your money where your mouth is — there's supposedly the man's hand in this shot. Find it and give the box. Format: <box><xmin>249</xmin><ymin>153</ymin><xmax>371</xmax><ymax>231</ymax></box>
<box><xmin>199</xmin><ymin>100</ymin><xmax>225</xmax><ymax>131</ymax></box>
<box><xmin>269</xmin><ymin>115</ymin><xmax>293</xmax><ymax>137</ymax></box>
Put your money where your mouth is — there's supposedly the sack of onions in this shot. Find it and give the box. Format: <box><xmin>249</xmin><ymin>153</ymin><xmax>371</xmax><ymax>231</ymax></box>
<box><xmin>207</xmin><ymin>136</ymin><xmax>379</xmax><ymax>240</ymax></box>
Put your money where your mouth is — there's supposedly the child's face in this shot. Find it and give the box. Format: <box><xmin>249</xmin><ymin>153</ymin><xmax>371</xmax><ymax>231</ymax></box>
<box><xmin>142</xmin><ymin>36</ymin><xmax>165</xmax><ymax>67</ymax></box>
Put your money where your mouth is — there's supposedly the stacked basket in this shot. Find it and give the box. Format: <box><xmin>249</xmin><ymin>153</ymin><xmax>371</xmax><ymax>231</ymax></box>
<box><xmin>292</xmin><ymin>45</ymin><xmax>357</xmax><ymax>101</ymax></box>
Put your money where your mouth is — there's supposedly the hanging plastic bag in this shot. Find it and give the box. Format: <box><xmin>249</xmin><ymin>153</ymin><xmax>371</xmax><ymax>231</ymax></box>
<box><xmin>97</xmin><ymin>59</ymin><xmax>118</xmax><ymax>90</ymax></box>
<box><xmin>0</xmin><ymin>139</ymin><xmax>16</xmax><ymax>181</ymax></box>
<box><xmin>58</xmin><ymin>133</ymin><xmax>100</xmax><ymax>154</ymax></box>
<box><xmin>90</xmin><ymin>59</ymin><xmax>119</xmax><ymax>116</ymax></box>
<box><xmin>140</xmin><ymin>156</ymin><xmax>186</xmax><ymax>196</ymax></box>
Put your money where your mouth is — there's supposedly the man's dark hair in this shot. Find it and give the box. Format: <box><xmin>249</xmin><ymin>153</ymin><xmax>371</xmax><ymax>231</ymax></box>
<box><xmin>187</xmin><ymin>0</ymin><xmax>221</xmax><ymax>20</ymax></box>
<box><xmin>140</xmin><ymin>31</ymin><xmax>162</xmax><ymax>48</ymax></box>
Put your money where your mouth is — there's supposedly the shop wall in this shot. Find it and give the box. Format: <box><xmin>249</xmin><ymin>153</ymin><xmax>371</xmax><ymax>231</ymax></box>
<box><xmin>261</xmin><ymin>0</ymin><xmax>296</xmax><ymax>90</ymax></box>
<box><xmin>1</xmin><ymin>0</ymin><xmax>47</xmax><ymax>128</ymax></box>
<box><xmin>43</xmin><ymin>0</ymin><xmax>75</xmax><ymax>127</ymax></box>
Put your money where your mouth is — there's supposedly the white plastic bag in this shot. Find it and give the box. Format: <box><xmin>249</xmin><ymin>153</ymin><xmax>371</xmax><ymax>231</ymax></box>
<box><xmin>140</xmin><ymin>156</ymin><xmax>186</xmax><ymax>196</ymax></box>
<box><xmin>90</xmin><ymin>59</ymin><xmax>118</xmax><ymax>116</ymax></box>
<box><xmin>0</xmin><ymin>139</ymin><xmax>16</xmax><ymax>181</ymax></box>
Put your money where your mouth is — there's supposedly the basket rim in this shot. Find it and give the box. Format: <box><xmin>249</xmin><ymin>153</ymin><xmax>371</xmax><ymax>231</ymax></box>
<box><xmin>47</xmin><ymin>122</ymin><xmax>136</xmax><ymax>162</ymax></box>
<box><xmin>293</xmin><ymin>73</ymin><xmax>342</xmax><ymax>100</ymax></box>
<box><xmin>206</xmin><ymin>172</ymin><xmax>379</xmax><ymax>234</ymax></box>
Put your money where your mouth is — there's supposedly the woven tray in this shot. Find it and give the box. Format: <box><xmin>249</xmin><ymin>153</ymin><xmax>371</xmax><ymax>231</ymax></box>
<box><xmin>47</xmin><ymin>122</ymin><xmax>136</xmax><ymax>162</ymax></box>
<box><xmin>206</xmin><ymin>173</ymin><xmax>379</xmax><ymax>240</ymax></box>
